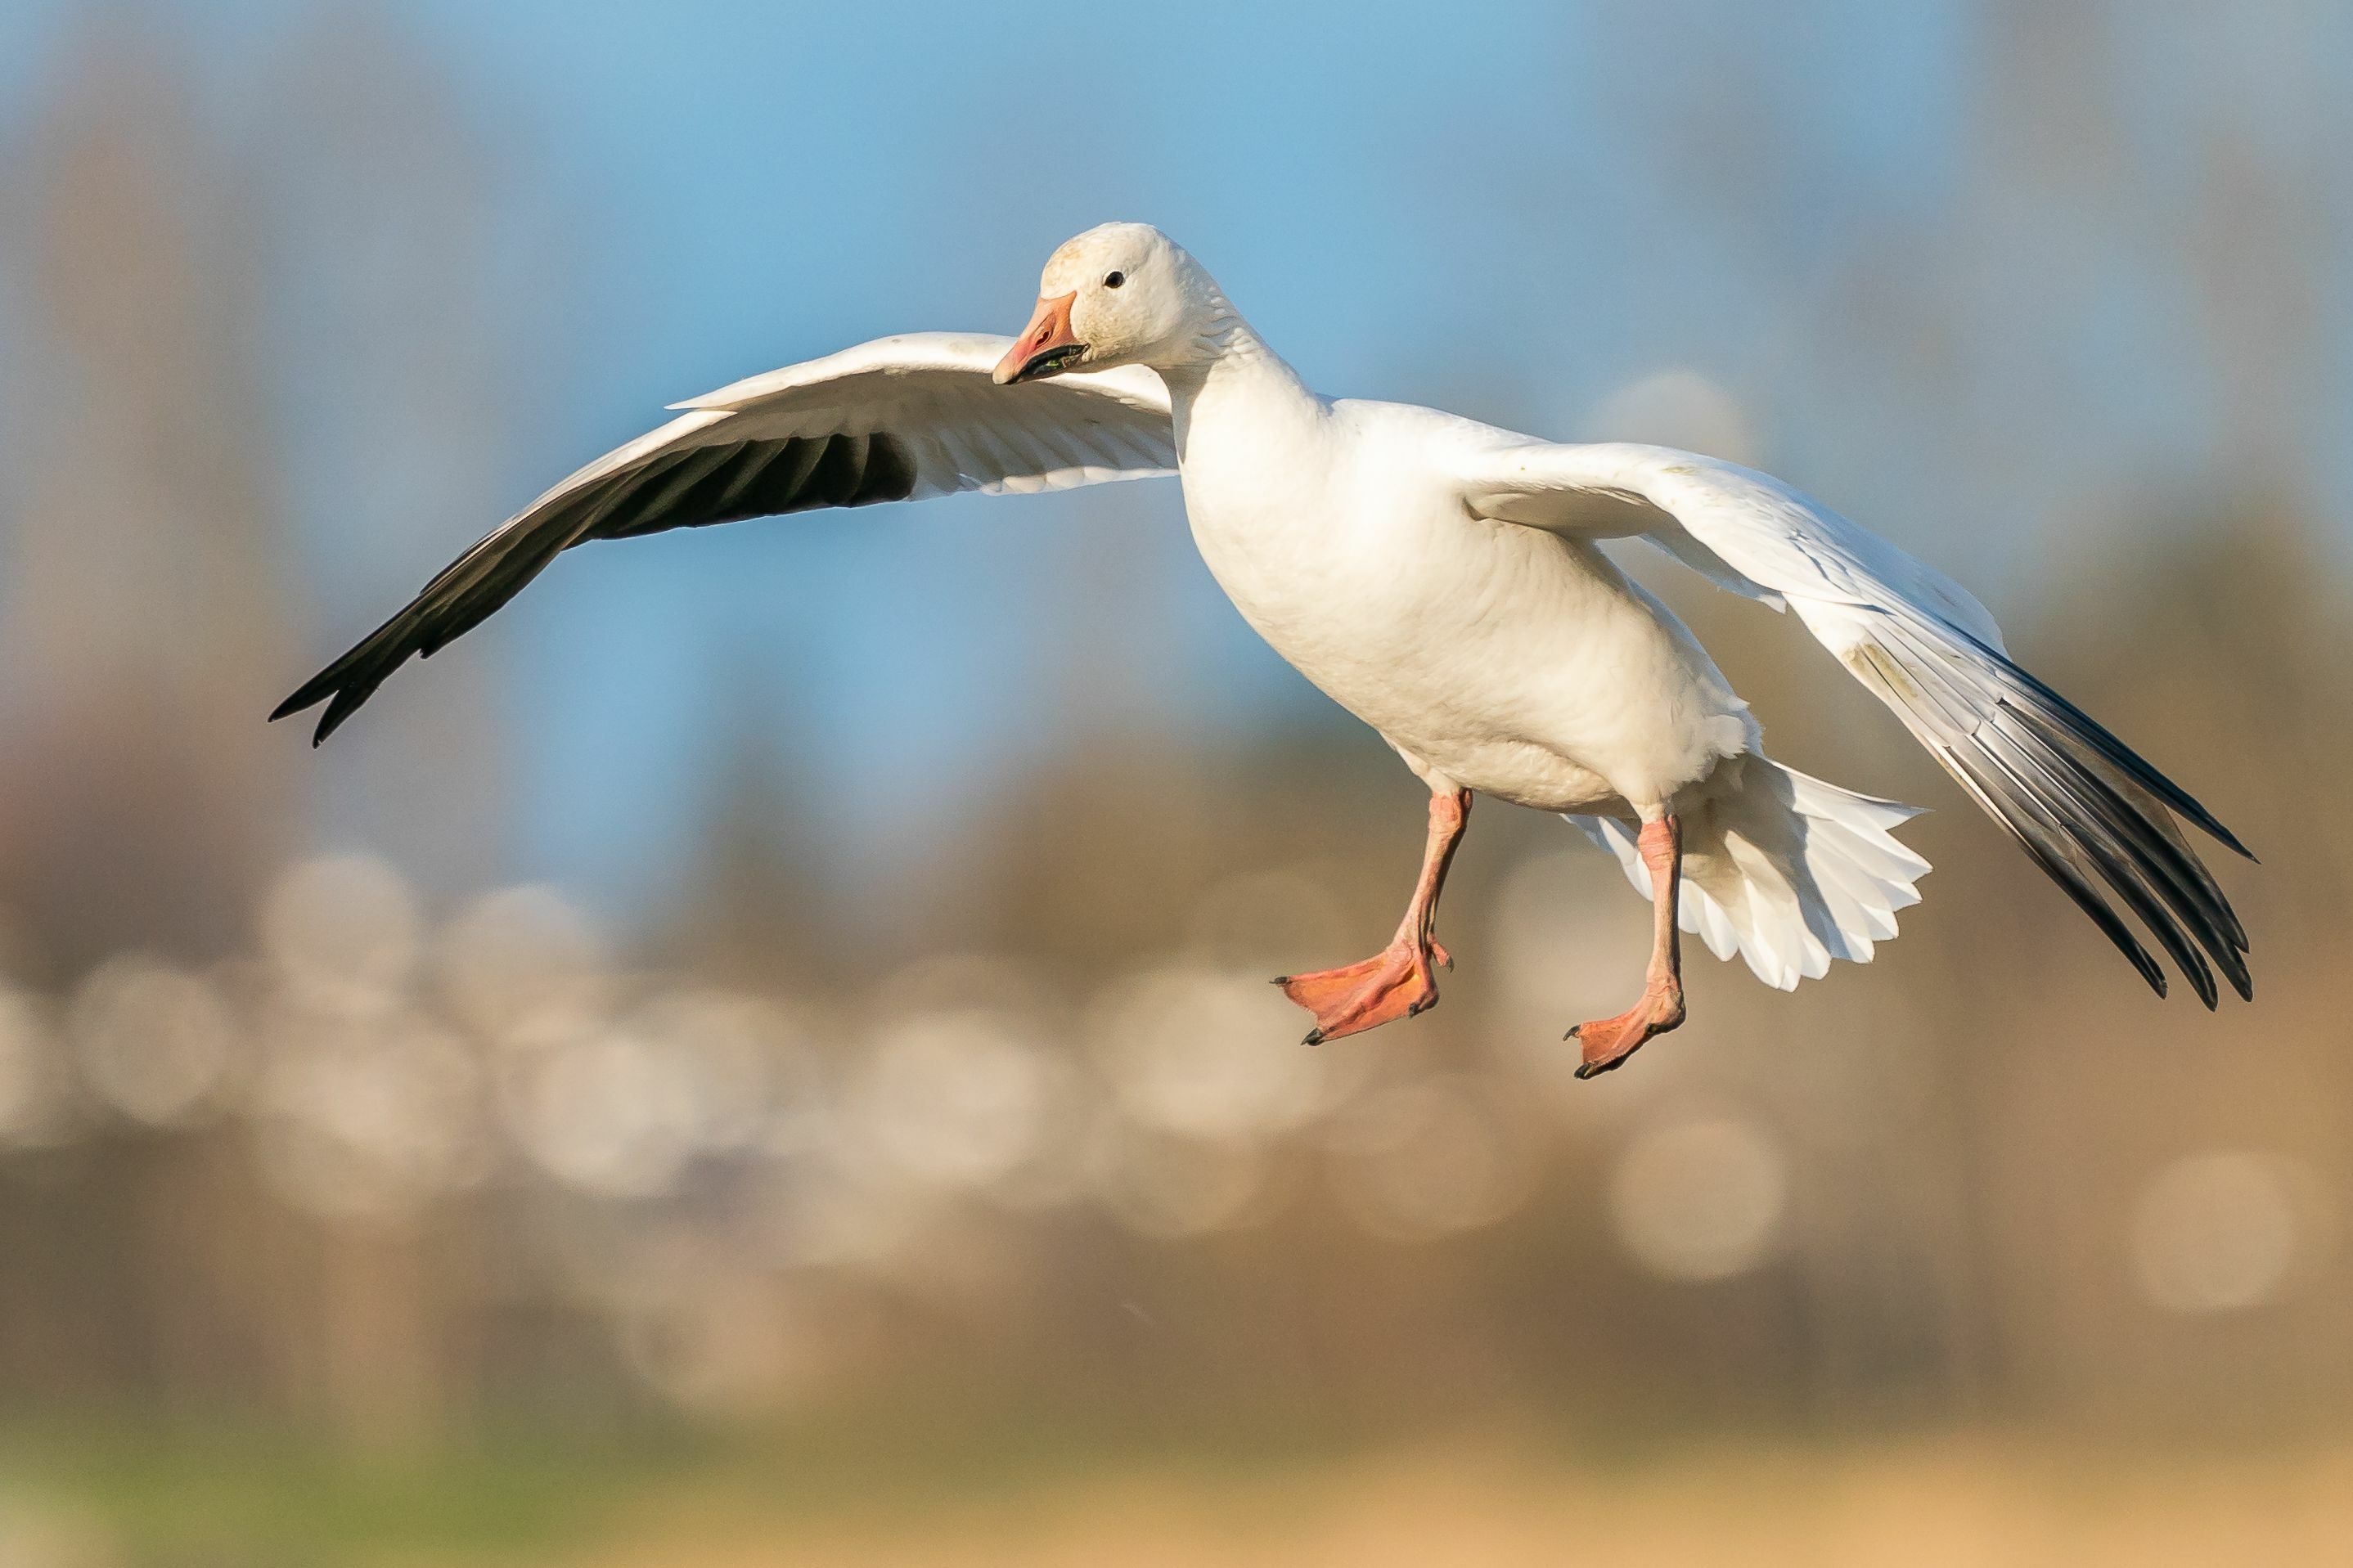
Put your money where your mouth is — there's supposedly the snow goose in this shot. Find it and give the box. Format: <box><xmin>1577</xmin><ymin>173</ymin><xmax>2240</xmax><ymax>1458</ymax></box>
<box><xmin>277</xmin><ymin>222</ymin><xmax>2252</xmax><ymax>1076</ymax></box>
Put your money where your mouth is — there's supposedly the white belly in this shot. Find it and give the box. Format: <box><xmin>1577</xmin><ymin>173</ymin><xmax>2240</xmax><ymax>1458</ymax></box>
<box><xmin>1181</xmin><ymin>444</ymin><xmax>1754</xmax><ymax>815</ymax></box>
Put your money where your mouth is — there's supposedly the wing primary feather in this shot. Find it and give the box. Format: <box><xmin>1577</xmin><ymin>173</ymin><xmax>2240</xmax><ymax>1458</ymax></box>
<box><xmin>706</xmin><ymin>438</ymin><xmax>817</xmax><ymax>522</ymax></box>
<box><xmin>1870</xmin><ymin>631</ymin><xmax>2205</xmax><ymax>995</ymax></box>
<box><xmin>798</xmin><ymin>432</ymin><xmax>868</xmax><ymax>508</ymax></box>
<box><xmin>1987</xmin><ymin>703</ymin><xmax>2250</xmax><ymax>973</ymax></box>
<box><xmin>1847</xmin><ymin>638</ymin><xmax>2171</xmax><ymax>998</ymax></box>
<box><xmin>1950</xmin><ymin>626</ymin><xmax>2253</xmax><ymax>861</ymax></box>
<box><xmin>1991</xmin><ymin>712</ymin><xmax>2247</xmax><ymax>1000</ymax></box>
<box><xmin>853</xmin><ymin>430</ymin><xmax>920</xmax><ymax>504</ymax></box>
<box><xmin>793</xmin><ymin>430</ymin><xmax>919</xmax><ymax>510</ymax></box>
<box><xmin>1961</xmin><ymin>753</ymin><xmax>2173</xmax><ymax>997</ymax></box>
<box><xmin>1975</xmin><ymin>716</ymin><xmax>2220</xmax><ymax>1005</ymax></box>
<box><xmin>1865</xmin><ymin>620</ymin><xmax>2240</xmax><ymax>1005</ymax></box>
<box><xmin>1932</xmin><ymin>720</ymin><xmax>2172</xmax><ymax>997</ymax></box>
<box><xmin>595</xmin><ymin>441</ymin><xmax>749</xmax><ymax>537</ymax></box>
<box><xmin>279</xmin><ymin>459</ymin><xmax>669</xmax><ymax>744</ymax></box>
<box><xmin>425</xmin><ymin>456</ymin><xmax>677</xmax><ymax>650</ymax></box>
<box><xmin>1874</xmin><ymin>616</ymin><xmax>2248</xmax><ymax>995</ymax></box>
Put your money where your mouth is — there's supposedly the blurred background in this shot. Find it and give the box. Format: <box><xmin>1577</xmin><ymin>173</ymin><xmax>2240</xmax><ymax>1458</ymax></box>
<box><xmin>0</xmin><ymin>2</ymin><xmax>2345</xmax><ymax>1562</ymax></box>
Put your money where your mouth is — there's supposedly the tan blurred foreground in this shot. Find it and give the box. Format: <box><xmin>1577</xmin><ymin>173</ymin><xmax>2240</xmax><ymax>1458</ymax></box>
<box><xmin>575</xmin><ymin>1438</ymin><xmax>2353</xmax><ymax>1568</ymax></box>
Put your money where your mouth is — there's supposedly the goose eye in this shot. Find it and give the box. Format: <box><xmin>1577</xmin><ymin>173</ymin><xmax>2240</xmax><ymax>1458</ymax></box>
<box><xmin>1103</xmin><ymin>270</ymin><xmax>1126</xmax><ymax>289</ymax></box>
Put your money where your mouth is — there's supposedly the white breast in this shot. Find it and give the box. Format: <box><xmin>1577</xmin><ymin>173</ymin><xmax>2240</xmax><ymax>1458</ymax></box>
<box><xmin>1176</xmin><ymin>388</ymin><xmax>1754</xmax><ymax>814</ymax></box>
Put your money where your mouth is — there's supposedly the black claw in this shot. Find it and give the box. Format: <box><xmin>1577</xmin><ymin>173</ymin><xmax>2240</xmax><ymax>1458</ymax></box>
<box><xmin>1302</xmin><ymin>1028</ymin><xmax>1325</xmax><ymax>1047</ymax></box>
<box><xmin>1271</xmin><ymin>976</ymin><xmax>1291</xmax><ymax>987</ymax></box>
<box><xmin>1563</xmin><ymin>1024</ymin><xmax>1582</xmax><ymax>1040</ymax></box>
<box><xmin>1574</xmin><ymin>1047</ymin><xmax>1640</xmax><ymax>1081</ymax></box>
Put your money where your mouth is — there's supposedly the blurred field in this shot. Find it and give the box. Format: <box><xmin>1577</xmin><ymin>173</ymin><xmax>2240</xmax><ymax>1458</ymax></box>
<box><xmin>11</xmin><ymin>1423</ymin><xmax>2353</xmax><ymax>1566</ymax></box>
<box><xmin>583</xmin><ymin>1440</ymin><xmax>2353</xmax><ymax>1568</ymax></box>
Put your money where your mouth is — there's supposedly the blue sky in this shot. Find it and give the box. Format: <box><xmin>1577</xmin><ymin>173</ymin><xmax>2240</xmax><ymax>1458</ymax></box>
<box><xmin>2</xmin><ymin>2</ymin><xmax>2344</xmax><ymax>924</ymax></box>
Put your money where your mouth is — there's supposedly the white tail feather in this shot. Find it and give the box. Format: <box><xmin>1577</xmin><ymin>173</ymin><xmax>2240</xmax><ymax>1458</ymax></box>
<box><xmin>1565</xmin><ymin>757</ymin><xmax>1929</xmax><ymax>991</ymax></box>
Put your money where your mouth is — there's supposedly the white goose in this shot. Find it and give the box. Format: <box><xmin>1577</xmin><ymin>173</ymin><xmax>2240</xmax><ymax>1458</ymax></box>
<box><xmin>277</xmin><ymin>223</ymin><xmax>2252</xmax><ymax>1076</ymax></box>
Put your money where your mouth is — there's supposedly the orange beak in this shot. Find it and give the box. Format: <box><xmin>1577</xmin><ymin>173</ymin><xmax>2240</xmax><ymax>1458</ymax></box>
<box><xmin>992</xmin><ymin>291</ymin><xmax>1083</xmax><ymax>384</ymax></box>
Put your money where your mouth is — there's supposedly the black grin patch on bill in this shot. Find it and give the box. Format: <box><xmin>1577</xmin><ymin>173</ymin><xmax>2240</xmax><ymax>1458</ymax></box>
<box><xmin>1017</xmin><ymin>343</ymin><xmax>1087</xmax><ymax>381</ymax></box>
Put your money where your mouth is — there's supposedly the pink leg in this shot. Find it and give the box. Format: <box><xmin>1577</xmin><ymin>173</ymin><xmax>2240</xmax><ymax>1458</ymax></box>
<box><xmin>1275</xmin><ymin>789</ymin><xmax>1470</xmax><ymax>1045</ymax></box>
<box><xmin>1570</xmin><ymin>815</ymin><xmax>1688</xmax><ymax>1078</ymax></box>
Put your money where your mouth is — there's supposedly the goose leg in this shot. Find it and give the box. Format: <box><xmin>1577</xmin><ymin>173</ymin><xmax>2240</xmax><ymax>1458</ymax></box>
<box><xmin>1570</xmin><ymin>814</ymin><xmax>1686</xmax><ymax>1077</ymax></box>
<box><xmin>1275</xmin><ymin>788</ymin><xmax>1471</xmax><ymax>1045</ymax></box>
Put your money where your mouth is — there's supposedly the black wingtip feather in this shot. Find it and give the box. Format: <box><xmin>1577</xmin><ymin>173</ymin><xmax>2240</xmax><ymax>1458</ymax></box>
<box><xmin>1982</xmin><ymin>704</ymin><xmax>2243</xmax><ymax>1004</ymax></box>
<box><xmin>1952</xmin><ymin>744</ymin><xmax>2171</xmax><ymax>1000</ymax></box>
<box><xmin>271</xmin><ymin>429</ymin><xmax>935</xmax><ymax>748</ymax></box>
<box><xmin>1955</xmin><ymin>627</ymin><xmax>2256</xmax><ymax>861</ymax></box>
<box><xmin>1859</xmin><ymin>618</ymin><xmax>2252</xmax><ymax>1006</ymax></box>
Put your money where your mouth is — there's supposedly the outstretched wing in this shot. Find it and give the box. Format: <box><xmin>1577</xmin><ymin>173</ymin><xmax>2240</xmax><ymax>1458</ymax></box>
<box><xmin>273</xmin><ymin>333</ymin><xmax>1176</xmax><ymax>744</ymax></box>
<box><xmin>1453</xmin><ymin>437</ymin><xmax>2252</xmax><ymax>1006</ymax></box>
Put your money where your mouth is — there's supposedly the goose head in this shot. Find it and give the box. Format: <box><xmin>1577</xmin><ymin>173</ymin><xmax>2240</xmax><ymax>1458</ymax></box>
<box><xmin>992</xmin><ymin>222</ymin><xmax>1220</xmax><ymax>384</ymax></box>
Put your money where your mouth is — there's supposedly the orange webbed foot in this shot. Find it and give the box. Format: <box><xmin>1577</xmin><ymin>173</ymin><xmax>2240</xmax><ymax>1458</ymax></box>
<box><xmin>1274</xmin><ymin>937</ymin><xmax>1444</xmax><ymax>1045</ymax></box>
<box><xmin>1568</xmin><ymin>982</ymin><xmax>1686</xmax><ymax>1079</ymax></box>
